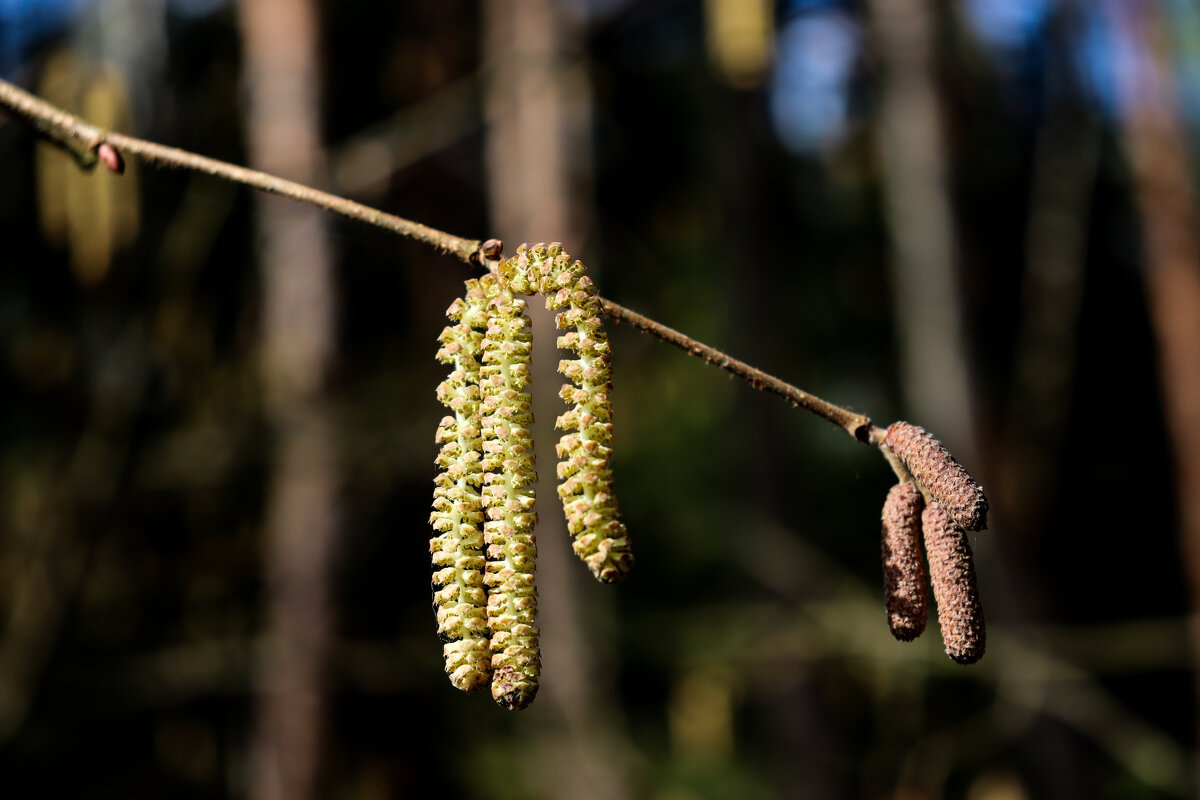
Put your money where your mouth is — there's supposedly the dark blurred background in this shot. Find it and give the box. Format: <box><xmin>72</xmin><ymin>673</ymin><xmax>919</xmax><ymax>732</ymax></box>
<box><xmin>1</xmin><ymin>0</ymin><xmax>1199</xmax><ymax>798</ymax></box>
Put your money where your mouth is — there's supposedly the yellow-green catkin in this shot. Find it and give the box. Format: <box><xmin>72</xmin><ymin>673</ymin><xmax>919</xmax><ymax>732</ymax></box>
<box><xmin>499</xmin><ymin>243</ymin><xmax>634</xmax><ymax>584</ymax></box>
<box><xmin>479</xmin><ymin>274</ymin><xmax>541</xmax><ymax>710</ymax></box>
<box><xmin>430</xmin><ymin>280</ymin><xmax>492</xmax><ymax>693</ymax></box>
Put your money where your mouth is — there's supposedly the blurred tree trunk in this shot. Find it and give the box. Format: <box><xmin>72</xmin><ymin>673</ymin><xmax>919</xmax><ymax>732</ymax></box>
<box><xmin>1111</xmin><ymin>5</ymin><xmax>1200</xmax><ymax>792</ymax></box>
<box><xmin>483</xmin><ymin>2</ymin><xmax>629</xmax><ymax>799</ymax></box>
<box><xmin>237</xmin><ymin>1</ymin><xmax>337</xmax><ymax>799</ymax></box>
<box><xmin>1000</xmin><ymin>3</ymin><xmax>1100</xmax><ymax>610</ymax></box>
<box><xmin>865</xmin><ymin>0</ymin><xmax>977</xmax><ymax>458</ymax></box>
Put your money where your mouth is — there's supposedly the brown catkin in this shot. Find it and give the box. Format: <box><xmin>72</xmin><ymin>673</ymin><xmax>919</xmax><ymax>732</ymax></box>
<box><xmin>881</xmin><ymin>482</ymin><xmax>927</xmax><ymax>642</ymax></box>
<box><xmin>885</xmin><ymin>422</ymin><xmax>989</xmax><ymax>532</ymax></box>
<box><xmin>922</xmin><ymin>503</ymin><xmax>985</xmax><ymax>664</ymax></box>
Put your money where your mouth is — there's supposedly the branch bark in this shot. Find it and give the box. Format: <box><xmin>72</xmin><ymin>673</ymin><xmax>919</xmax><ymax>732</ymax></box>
<box><xmin>0</xmin><ymin>77</ymin><xmax>480</xmax><ymax>262</ymax></box>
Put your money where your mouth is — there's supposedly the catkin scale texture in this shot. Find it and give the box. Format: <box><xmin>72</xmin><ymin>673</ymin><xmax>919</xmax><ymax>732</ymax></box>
<box><xmin>885</xmin><ymin>422</ymin><xmax>989</xmax><ymax>532</ymax></box>
<box><xmin>922</xmin><ymin>504</ymin><xmax>986</xmax><ymax>664</ymax></box>
<box><xmin>479</xmin><ymin>275</ymin><xmax>541</xmax><ymax>710</ymax></box>
<box><xmin>881</xmin><ymin>482</ymin><xmax>927</xmax><ymax>642</ymax></box>
<box><xmin>499</xmin><ymin>243</ymin><xmax>634</xmax><ymax>584</ymax></box>
<box><xmin>429</xmin><ymin>280</ymin><xmax>492</xmax><ymax>693</ymax></box>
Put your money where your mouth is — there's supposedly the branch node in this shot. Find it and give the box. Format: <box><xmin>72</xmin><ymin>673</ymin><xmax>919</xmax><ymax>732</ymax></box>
<box><xmin>852</xmin><ymin>421</ymin><xmax>874</xmax><ymax>443</ymax></box>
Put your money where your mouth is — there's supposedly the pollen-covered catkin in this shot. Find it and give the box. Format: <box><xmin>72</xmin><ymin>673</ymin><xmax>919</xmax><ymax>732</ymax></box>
<box><xmin>499</xmin><ymin>242</ymin><xmax>634</xmax><ymax>584</ymax></box>
<box><xmin>479</xmin><ymin>274</ymin><xmax>541</xmax><ymax>710</ymax></box>
<box><xmin>885</xmin><ymin>421</ymin><xmax>989</xmax><ymax>532</ymax></box>
<box><xmin>881</xmin><ymin>482</ymin><xmax>927</xmax><ymax>642</ymax></box>
<box><xmin>429</xmin><ymin>279</ymin><xmax>492</xmax><ymax>693</ymax></box>
<box><xmin>922</xmin><ymin>503</ymin><xmax>986</xmax><ymax>664</ymax></box>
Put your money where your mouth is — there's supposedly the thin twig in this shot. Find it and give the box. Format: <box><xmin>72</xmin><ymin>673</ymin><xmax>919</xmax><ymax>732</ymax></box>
<box><xmin>0</xmin><ymin>78</ymin><xmax>480</xmax><ymax>262</ymax></box>
<box><xmin>0</xmin><ymin>75</ymin><xmax>879</xmax><ymax>444</ymax></box>
<box><xmin>599</xmin><ymin>299</ymin><xmax>874</xmax><ymax>441</ymax></box>
<box><xmin>0</xmin><ymin>74</ymin><xmax>101</xmax><ymax>168</ymax></box>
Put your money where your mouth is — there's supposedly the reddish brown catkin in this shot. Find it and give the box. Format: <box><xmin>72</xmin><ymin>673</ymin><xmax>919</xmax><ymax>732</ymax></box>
<box><xmin>885</xmin><ymin>422</ymin><xmax>989</xmax><ymax>532</ymax></box>
<box><xmin>922</xmin><ymin>504</ymin><xmax>985</xmax><ymax>664</ymax></box>
<box><xmin>881</xmin><ymin>482</ymin><xmax>927</xmax><ymax>642</ymax></box>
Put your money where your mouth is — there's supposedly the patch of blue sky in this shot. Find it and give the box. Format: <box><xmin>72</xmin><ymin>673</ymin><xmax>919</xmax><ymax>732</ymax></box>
<box><xmin>0</xmin><ymin>0</ymin><xmax>88</xmax><ymax>74</ymax></box>
<box><xmin>962</xmin><ymin>0</ymin><xmax>1056</xmax><ymax>116</ymax></box>
<box><xmin>1075</xmin><ymin>5</ymin><xmax>1197</xmax><ymax>127</ymax></box>
<box><xmin>0</xmin><ymin>0</ymin><xmax>226</xmax><ymax>75</ymax></box>
<box><xmin>1072</xmin><ymin>5</ymin><xmax>1170</xmax><ymax>121</ymax></box>
<box><xmin>769</xmin><ymin>8</ymin><xmax>859</xmax><ymax>154</ymax></box>
<box><xmin>963</xmin><ymin>0</ymin><xmax>1054</xmax><ymax>51</ymax></box>
<box><xmin>1071</xmin><ymin>6</ymin><xmax>1122</xmax><ymax>117</ymax></box>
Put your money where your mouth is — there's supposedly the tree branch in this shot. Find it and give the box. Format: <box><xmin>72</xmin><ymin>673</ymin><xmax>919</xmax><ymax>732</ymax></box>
<box><xmin>598</xmin><ymin>299</ymin><xmax>876</xmax><ymax>441</ymax></box>
<box><xmin>0</xmin><ymin>75</ymin><xmax>879</xmax><ymax>445</ymax></box>
<box><xmin>0</xmin><ymin>78</ymin><xmax>480</xmax><ymax>262</ymax></box>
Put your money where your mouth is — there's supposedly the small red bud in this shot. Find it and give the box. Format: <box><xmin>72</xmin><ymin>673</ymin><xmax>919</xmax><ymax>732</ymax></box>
<box><xmin>96</xmin><ymin>142</ymin><xmax>124</xmax><ymax>174</ymax></box>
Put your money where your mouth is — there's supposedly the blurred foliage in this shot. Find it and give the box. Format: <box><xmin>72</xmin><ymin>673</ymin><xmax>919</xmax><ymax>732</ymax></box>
<box><xmin>0</xmin><ymin>1</ymin><xmax>1197</xmax><ymax>798</ymax></box>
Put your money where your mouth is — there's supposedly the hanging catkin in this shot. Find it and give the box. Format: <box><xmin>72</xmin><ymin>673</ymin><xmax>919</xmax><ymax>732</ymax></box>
<box><xmin>478</xmin><ymin>274</ymin><xmax>541</xmax><ymax>710</ymax></box>
<box><xmin>499</xmin><ymin>243</ymin><xmax>634</xmax><ymax>584</ymax></box>
<box><xmin>429</xmin><ymin>279</ymin><xmax>492</xmax><ymax>693</ymax></box>
<box><xmin>880</xmin><ymin>481</ymin><xmax>927</xmax><ymax>642</ymax></box>
<box><xmin>885</xmin><ymin>421</ymin><xmax>989</xmax><ymax>532</ymax></box>
<box><xmin>922</xmin><ymin>503</ymin><xmax>986</xmax><ymax>664</ymax></box>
